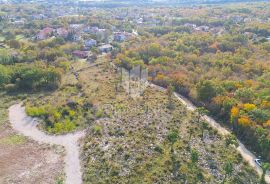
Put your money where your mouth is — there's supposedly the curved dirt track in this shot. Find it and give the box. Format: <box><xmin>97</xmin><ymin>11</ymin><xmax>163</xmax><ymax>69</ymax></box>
<box><xmin>9</xmin><ymin>104</ymin><xmax>85</xmax><ymax>184</ymax></box>
<box><xmin>150</xmin><ymin>83</ymin><xmax>270</xmax><ymax>183</ymax></box>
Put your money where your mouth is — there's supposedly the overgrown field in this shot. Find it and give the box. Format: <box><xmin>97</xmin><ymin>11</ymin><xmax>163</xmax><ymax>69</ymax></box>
<box><xmin>82</xmin><ymin>82</ymin><xmax>259</xmax><ymax>184</ymax></box>
<box><xmin>24</xmin><ymin>57</ymin><xmax>261</xmax><ymax>183</ymax></box>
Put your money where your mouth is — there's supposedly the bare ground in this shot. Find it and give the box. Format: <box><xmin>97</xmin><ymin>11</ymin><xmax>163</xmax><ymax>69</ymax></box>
<box><xmin>0</xmin><ymin>123</ymin><xmax>65</xmax><ymax>184</ymax></box>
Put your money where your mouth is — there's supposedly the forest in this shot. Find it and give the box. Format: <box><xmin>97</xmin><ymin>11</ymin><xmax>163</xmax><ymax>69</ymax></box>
<box><xmin>115</xmin><ymin>5</ymin><xmax>270</xmax><ymax>161</ymax></box>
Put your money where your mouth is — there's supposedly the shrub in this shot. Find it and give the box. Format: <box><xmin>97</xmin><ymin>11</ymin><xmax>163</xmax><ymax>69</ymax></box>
<box><xmin>26</xmin><ymin>106</ymin><xmax>47</xmax><ymax>117</ymax></box>
<box><xmin>96</xmin><ymin>109</ymin><xmax>104</xmax><ymax>119</ymax></box>
<box><xmin>225</xmin><ymin>134</ymin><xmax>239</xmax><ymax>147</ymax></box>
<box><xmin>92</xmin><ymin>125</ymin><xmax>102</xmax><ymax>135</ymax></box>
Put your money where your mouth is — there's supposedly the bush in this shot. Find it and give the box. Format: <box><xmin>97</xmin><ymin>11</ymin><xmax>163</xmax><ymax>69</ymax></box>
<box><xmin>96</xmin><ymin>109</ymin><xmax>104</xmax><ymax>119</ymax></box>
<box><xmin>225</xmin><ymin>134</ymin><xmax>239</xmax><ymax>147</ymax></box>
<box><xmin>92</xmin><ymin>125</ymin><xmax>102</xmax><ymax>135</ymax></box>
<box><xmin>26</xmin><ymin>106</ymin><xmax>47</xmax><ymax>117</ymax></box>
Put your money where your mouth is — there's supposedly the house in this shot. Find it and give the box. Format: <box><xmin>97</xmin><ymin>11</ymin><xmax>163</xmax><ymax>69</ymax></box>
<box><xmin>209</xmin><ymin>27</ymin><xmax>225</xmax><ymax>36</ymax></box>
<box><xmin>73</xmin><ymin>34</ymin><xmax>82</xmax><ymax>42</ymax></box>
<box><xmin>72</xmin><ymin>50</ymin><xmax>89</xmax><ymax>59</ymax></box>
<box><xmin>184</xmin><ymin>23</ymin><xmax>197</xmax><ymax>29</ymax></box>
<box><xmin>98</xmin><ymin>44</ymin><xmax>113</xmax><ymax>53</ymax></box>
<box><xmin>114</xmin><ymin>32</ymin><xmax>126</xmax><ymax>42</ymax></box>
<box><xmin>84</xmin><ymin>39</ymin><xmax>97</xmax><ymax>48</ymax></box>
<box><xmin>231</xmin><ymin>15</ymin><xmax>244</xmax><ymax>23</ymax></box>
<box><xmin>83</xmin><ymin>26</ymin><xmax>92</xmax><ymax>33</ymax></box>
<box><xmin>244</xmin><ymin>32</ymin><xmax>257</xmax><ymax>40</ymax></box>
<box><xmin>12</xmin><ymin>20</ymin><xmax>25</xmax><ymax>26</ymax></box>
<box><xmin>88</xmin><ymin>27</ymin><xmax>108</xmax><ymax>41</ymax></box>
<box><xmin>36</xmin><ymin>27</ymin><xmax>54</xmax><ymax>40</ymax></box>
<box><xmin>69</xmin><ymin>24</ymin><xmax>84</xmax><ymax>32</ymax></box>
<box><xmin>32</xmin><ymin>14</ymin><xmax>47</xmax><ymax>20</ymax></box>
<box><xmin>136</xmin><ymin>18</ymin><xmax>143</xmax><ymax>24</ymax></box>
<box><xmin>56</xmin><ymin>28</ymin><xmax>68</xmax><ymax>38</ymax></box>
<box><xmin>195</xmin><ymin>26</ymin><xmax>210</xmax><ymax>32</ymax></box>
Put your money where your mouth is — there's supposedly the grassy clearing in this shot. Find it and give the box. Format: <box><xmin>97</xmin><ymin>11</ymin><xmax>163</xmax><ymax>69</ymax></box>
<box><xmin>25</xmin><ymin>57</ymin><xmax>112</xmax><ymax>134</ymax></box>
<box><xmin>0</xmin><ymin>36</ymin><xmax>5</xmax><ymax>42</ymax></box>
<box><xmin>0</xmin><ymin>134</ymin><xmax>26</xmax><ymax>145</ymax></box>
<box><xmin>15</xmin><ymin>35</ymin><xmax>25</xmax><ymax>40</ymax></box>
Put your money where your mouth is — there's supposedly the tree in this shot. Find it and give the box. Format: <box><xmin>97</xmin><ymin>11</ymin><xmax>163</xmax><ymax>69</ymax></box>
<box><xmin>0</xmin><ymin>64</ymin><xmax>10</xmax><ymax>87</ymax></box>
<box><xmin>235</xmin><ymin>88</ymin><xmax>255</xmax><ymax>103</ymax></box>
<box><xmin>8</xmin><ymin>39</ymin><xmax>21</xmax><ymax>49</ymax></box>
<box><xmin>225</xmin><ymin>134</ymin><xmax>239</xmax><ymax>147</ymax></box>
<box><xmin>167</xmin><ymin>130</ymin><xmax>179</xmax><ymax>178</ymax></box>
<box><xmin>223</xmin><ymin>162</ymin><xmax>233</xmax><ymax>183</ymax></box>
<box><xmin>167</xmin><ymin>84</ymin><xmax>175</xmax><ymax>109</ymax></box>
<box><xmin>187</xmin><ymin>127</ymin><xmax>195</xmax><ymax>141</ymax></box>
<box><xmin>197</xmin><ymin>80</ymin><xmax>217</xmax><ymax>103</ymax></box>
<box><xmin>195</xmin><ymin>107</ymin><xmax>209</xmax><ymax>124</ymax></box>
<box><xmin>260</xmin><ymin>162</ymin><xmax>270</xmax><ymax>184</ymax></box>
<box><xmin>195</xmin><ymin>107</ymin><xmax>209</xmax><ymax>140</ymax></box>
<box><xmin>167</xmin><ymin>130</ymin><xmax>178</xmax><ymax>153</ymax></box>
<box><xmin>191</xmin><ymin>149</ymin><xmax>199</xmax><ymax>164</ymax></box>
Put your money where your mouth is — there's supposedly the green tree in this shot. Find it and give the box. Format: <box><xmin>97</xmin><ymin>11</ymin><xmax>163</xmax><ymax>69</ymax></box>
<box><xmin>197</xmin><ymin>80</ymin><xmax>217</xmax><ymax>103</ymax></box>
<box><xmin>167</xmin><ymin>130</ymin><xmax>178</xmax><ymax>152</ymax></box>
<box><xmin>195</xmin><ymin>107</ymin><xmax>209</xmax><ymax>124</ymax></box>
<box><xmin>191</xmin><ymin>149</ymin><xmax>199</xmax><ymax>164</ymax></box>
<box><xmin>8</xmin><ymin>39</ymin><xmax>21</xmax><ymax>49</ymax></box>
<box><xmin>261</xmin><ymin>162</ymin><xmax>270</xmax><ymax>184</ymax></box>
<box><xmin>223</xmin><ymin>162</ymin><xmax>233</xmax><ymax>183</ymax></box>
<box><xmin>0</xmin><ymin>64</ymin><xmax>10</xmax><ymax>87</ymax></box>
<box><xmin>235</xmin><ymin>88</ymin><xmax>255</xmax><ymax>103</ymax></box>
<box><xmin>167</xmin><ymin>84</ymin><xmax>175</xmax><ymax>109</ymax></box>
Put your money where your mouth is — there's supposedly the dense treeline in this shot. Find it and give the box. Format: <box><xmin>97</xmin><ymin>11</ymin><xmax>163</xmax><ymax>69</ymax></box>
<box><xmin>0</xmin><ymin>63</ymin><xmax>62</xmax><ymax>91</ymax></box>
<box><xmin>0</xmin><ymin>36</ymin><xmax>80</xmax><ymax>91</ymax></box>
<box><xmin>116</xmin><ymin>31</ymin><xmax>270</xmax><ymax>161</ymax></box>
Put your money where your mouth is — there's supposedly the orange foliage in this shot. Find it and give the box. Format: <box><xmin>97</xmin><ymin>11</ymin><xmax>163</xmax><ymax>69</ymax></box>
<box><xmin>238</xmin><ymin>116</ymin><xmax>252</xmax><ymax>127</ymax></box>
<box><xmin>235</xmin><ymin>83</ymin><xmax>243</xmax><ymax>89</ymax></box>
<box><xmin>245</xmin><ymin>80</ymin><xmax>255</xmax><ymax>87</ymax></box>
<box><xmin>263</xmin><ymin>120</ymin><xmax>270</xmax><ymax>128</ymax></box>
<box><xmin>262</xmin><ymin>100</ymin><xmax>270</xmax><ymax>108</ymax></box>
<box><xmin>231</xmin><ymin>106</ymin><xmax>239</xmax><ymax>118</ymax></box>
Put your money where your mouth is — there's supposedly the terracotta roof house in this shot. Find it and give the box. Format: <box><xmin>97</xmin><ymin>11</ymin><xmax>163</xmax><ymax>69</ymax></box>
<box><xmin>56</xmin><ymin>28</ymin><xmax>68</xmax><ymax>38</ymax></box>
<box><xmin>72</xmin><ymin>50</ymin><xmax>89</xmax><ymax>59</ymax></box>
<box><xmin>36</xmin><ymin>27</ymin><xmax>54</xmax><ymax>40</ymax></box>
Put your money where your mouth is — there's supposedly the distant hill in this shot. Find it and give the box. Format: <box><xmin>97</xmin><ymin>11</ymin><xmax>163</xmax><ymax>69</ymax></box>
<box><xmin>3</xmin><ymin>0</ymin><xmax>270</xmax><ymax>8</ymax></box>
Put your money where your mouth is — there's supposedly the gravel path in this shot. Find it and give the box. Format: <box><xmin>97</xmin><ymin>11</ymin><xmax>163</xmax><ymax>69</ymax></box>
<box><xmin>9</xmin><ymin>103</ymin><xmax>85</xmax><ymax>184</ymax></box>
<box><xmin>150</xmin><ymin>83</ymin><xmax>270</xmax><ymax>183</ymax></box>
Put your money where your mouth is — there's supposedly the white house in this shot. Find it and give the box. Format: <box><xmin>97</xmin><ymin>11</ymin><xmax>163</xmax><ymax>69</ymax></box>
<box><xmin>84</xmin><ymin>39</ymin><xmax>97</xmax><ymax>48</ymax></box>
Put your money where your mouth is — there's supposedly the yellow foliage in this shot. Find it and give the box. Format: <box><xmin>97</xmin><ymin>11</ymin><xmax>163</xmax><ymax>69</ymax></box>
<box><xmin>245</xmin><ymin>80</ymin><xmax>254</xmax><ymax>87</ymax></box>
<box><xmin>243</xmin><ymin>103</ymin><xmax>256</xmax><ymax>111</ymax></box>
<box><xmin>231</xmin><ymin>106</ymin><xmax>239</xmax><ymax>118</ymax></box>
<box><xmin>238</xmin><ymin>116</ymin><xmax>252</xmax><ymax>127</ymax></box>
<box><xmin>263</xmin><ymin>120</ymin><xmax>270</xmax><ymax>128</ymax></box>
<box><xmin>235</xmin><ymin>83</ymin><xmax>243</xmax><ymax>89</ymax></box>
<box><xmin>262</xmin><ymin>100</ymin><xmax>270</xmax><ymax>108</ymax></box>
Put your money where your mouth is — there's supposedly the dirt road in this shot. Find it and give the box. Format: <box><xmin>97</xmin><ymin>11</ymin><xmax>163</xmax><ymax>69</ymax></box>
<box><xmin>150</xmin><ymin>83</ymin><xmax>270</xmax><ymax>183</ymax></box>
<box><xmin>9</xmin><ymin>104</ymin><xmax>85</xmax><ymax>184</ymax></box>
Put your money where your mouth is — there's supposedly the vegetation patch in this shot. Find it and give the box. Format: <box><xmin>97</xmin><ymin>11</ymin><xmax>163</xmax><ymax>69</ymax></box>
<box><xmin>0</xmin><ymin>134</ymin><xmax>26</xmax><ymax>145</ymax></box>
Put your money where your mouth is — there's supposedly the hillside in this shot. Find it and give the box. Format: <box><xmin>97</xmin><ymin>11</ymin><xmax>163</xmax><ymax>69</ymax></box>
<box><xmin>22</xmin><ymin>57</ymin><xmax>260</xmax><ymax>183</ymax></box>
